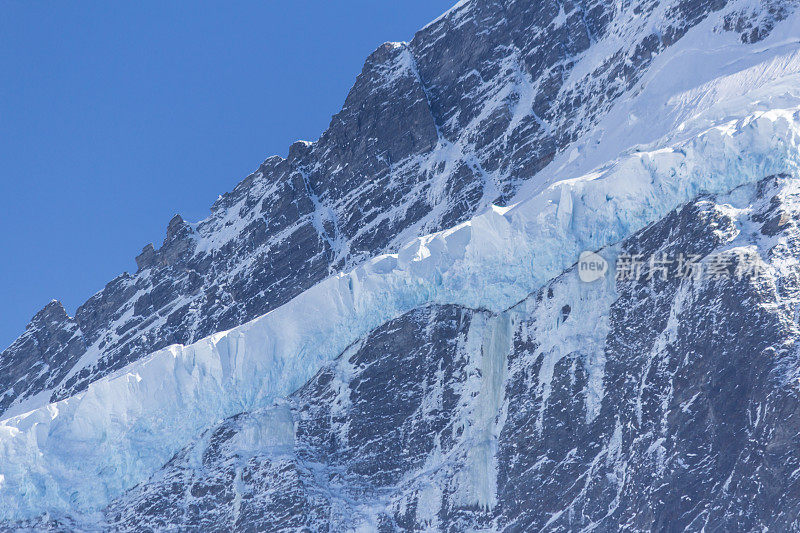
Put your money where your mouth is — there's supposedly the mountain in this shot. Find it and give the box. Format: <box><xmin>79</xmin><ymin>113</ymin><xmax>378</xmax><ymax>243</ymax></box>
<box><xmin>4</xmin><ymin>0</ymin><xmax>788</xmax><ymax>419</ymax></box>
<box><xmin>3</xmin><ymin>0</ymin><xmax>800</xmax><ymax>530</ymax></box>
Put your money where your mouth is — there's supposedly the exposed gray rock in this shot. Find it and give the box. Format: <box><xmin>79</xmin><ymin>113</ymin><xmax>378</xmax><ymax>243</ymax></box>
<box><xmin>0</xmin><ymin>300</ymin><xmax>86</xmax><ymax>415</ymax></box>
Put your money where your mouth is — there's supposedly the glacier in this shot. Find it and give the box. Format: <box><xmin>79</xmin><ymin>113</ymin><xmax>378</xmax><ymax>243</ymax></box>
<box><xmin>5</xmin><ymin>1</ymin><xmax>800</xmax><ymax>523</ymax></box>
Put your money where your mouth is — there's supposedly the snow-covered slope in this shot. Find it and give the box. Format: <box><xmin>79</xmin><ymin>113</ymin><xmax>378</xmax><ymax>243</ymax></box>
<box><xmin>4</xmin><ymin>2</ymin><xmax>800</xmax><ymax>524</ymax></box>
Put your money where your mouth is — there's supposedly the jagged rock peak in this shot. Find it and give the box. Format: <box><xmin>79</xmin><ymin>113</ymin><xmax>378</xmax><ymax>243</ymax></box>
<box><xmin>28</xmin><ymin>300</ymin><xmax>70</xmax><ymax>329</ymax></box>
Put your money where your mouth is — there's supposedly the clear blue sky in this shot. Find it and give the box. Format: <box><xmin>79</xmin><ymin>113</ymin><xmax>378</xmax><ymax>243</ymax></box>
<box><xmin>0</xmin><ymin>1</ymin><xmax>455</xmax><ymax>350</ymax></box>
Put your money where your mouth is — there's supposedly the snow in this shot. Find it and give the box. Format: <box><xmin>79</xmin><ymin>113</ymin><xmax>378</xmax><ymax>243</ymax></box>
<box><xmin>5</xmin><ymin>1</ymin><xmax>800</xmax><ymax>523</ymax></box>
<box><xmin>518</xmin><ymin>1</ymin><xmax>800</xmax><ymax>202</ymax></box>
<box><xmin>414</xmin><ymin>482</ymin><xmax>443</xmax><ymax>529</ymax></box>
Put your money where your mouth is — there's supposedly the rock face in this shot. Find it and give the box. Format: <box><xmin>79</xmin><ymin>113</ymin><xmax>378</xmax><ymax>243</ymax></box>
<box><xmin>95</xmin><ymin>174</ymin><xmax>800</xmax><ymax>531</ymax></box>
<box><xmin>0</xmin><ymin>0</ymin><xmax>790</xmax><ymax>418</ymax></box>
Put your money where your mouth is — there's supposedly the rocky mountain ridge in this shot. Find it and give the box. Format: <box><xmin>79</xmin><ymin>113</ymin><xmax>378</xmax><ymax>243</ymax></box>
<box><xmin>2</xmin><ymin>0</ymin><xmax>789</xmax><ymax>419</ymax></box>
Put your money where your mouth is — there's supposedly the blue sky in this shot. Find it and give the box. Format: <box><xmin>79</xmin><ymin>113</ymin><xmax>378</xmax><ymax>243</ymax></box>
<box><xmin>0</xmin><ymin>1</ymin><xmax>455</xmax><ymax>350</ymax></box>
